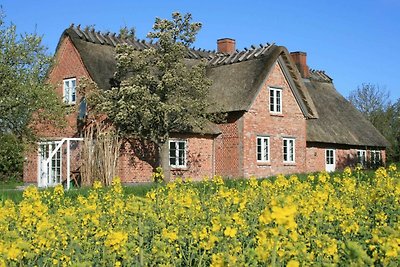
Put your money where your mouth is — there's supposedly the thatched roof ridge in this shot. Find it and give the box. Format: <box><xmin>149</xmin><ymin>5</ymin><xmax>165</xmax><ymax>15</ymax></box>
<box><xmin>59</xmin><ymin>25</ymin><xmax>316</xmax><ymax>118</ymax></box>
<box><xmin>306</xmin><ymin>71</ymin><xmax>389</xmax><ymax>147</ymax></box>
<box><xmin>208</xmin><ymin>43</ymin><xmax>274</xmax><ymax>66</ymax></box>
<box><xmin>61</xmin><ymin>25</ymin><xmax>215</xmax><ymax>58</ymax></box>
<box><xmin>55</xmin><ymin>25</ymin><xmax>387</xmax><ymax>147</ymax></box>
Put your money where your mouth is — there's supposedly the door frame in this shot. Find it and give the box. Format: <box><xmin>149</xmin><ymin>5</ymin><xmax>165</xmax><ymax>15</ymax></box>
<box><xmin>325</xmin><ymin>148</ymin><xmax>336</xmax><ymax>172</ymax></box>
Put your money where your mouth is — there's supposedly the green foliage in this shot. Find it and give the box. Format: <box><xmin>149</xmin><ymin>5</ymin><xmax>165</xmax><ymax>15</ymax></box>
<box><xmin>0</xmin><ymin>9</ymin><xmax>63</xmax><ymax>140</ymax></box>
<box><xmin>348</xmin><ymin>83</ymin><xmax>400</xmax><ymax>161</ymax></box>
<box><xmin>384</xmin><ymin>99</ymin><xmax>400</xmax><ymax>162</ymax></box>
<box><xmin>91</xmin><ymin>12</ymin><xmax>214</xmax><ymax>144</ymax></box>
<box><xmin>0</xmin><ymin>134</ymin><xmax>24</xmax><ymax>181</ymax></box>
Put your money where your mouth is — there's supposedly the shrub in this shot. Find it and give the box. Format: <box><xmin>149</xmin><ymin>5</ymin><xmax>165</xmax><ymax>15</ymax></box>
<box><xmin>0</xmin><ymin>134</ymin><xmax>24</xmax><ymax>182</ymax></box>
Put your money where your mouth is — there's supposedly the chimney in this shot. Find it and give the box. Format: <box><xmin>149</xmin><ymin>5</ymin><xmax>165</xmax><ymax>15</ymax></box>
<box><xmin>217</xmin><ymin>38</ymin><xmax>236</xmax><ymax>54</ymax></box>
<box><xmin>290</xmin><ymin>51</ymin><xmax>310</xmax><ymax>78</ymax></box>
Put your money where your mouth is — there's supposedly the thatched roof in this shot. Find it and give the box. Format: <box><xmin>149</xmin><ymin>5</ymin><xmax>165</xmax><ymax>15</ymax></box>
<box><xmin>56</xmin><ymin>25</ymin><xmax>388</xmax><ymax>147</ymax></box>
<box><xmin>59</xmin><ymin>25</ymin><xmax>316</xmax><ymax>118</ymax></box>
<box><xmin>206</xmin><ymin>45</ymin><xmax>318</xmax><ymax>119</ymax></box>
<box><xmin>57</xmin><ymin>26</ymin><xmax>214</xmax><ymax>90</ymax></box>
<box><xmin>305</xmin><ymin>70</ymin><xmax>388</xmax><ymax>147</ymax></box>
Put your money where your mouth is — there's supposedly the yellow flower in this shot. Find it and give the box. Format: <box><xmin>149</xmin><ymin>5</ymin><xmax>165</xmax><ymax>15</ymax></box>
<box><xmin>93</xmin><ymin>180</ymin><xmax>102</xmax><ymax>189</ymax></box>
<box><xmin>287</xmin><ymin>259</ymin><xmax>300</xmax><ymax>267</ymax></box>
<box><xmin>105</xmin><ymin>231</ymin><xmax>128</xmax><ymax>252</ymax></box>
<box><xmin>53</xmin><ymin>184</ymin><xmax>64</xmax><ymax>197</ymax></box>
<box><xmin>224</xmin><ymin>226</ymin><xmax>237</xmax><ymax>238</ymax></box>
<box><xmin>270</xmin><ymin>205</ymin><xmax>297</xmax><ymax>229</ymax></box>
<box><xmin>7</xmin><ymin>246</ymin><xmax>21</xmax><ymax>261</ymax></box>
<box><xmin>210</xmin><ymin>253</ymin><xmax>224</xmax><ymax>267</ymax></box>
<box><xmin>388</xmin><ymin>163</ymin><xmax>397</xmax><ymax>172</ymax></box>
<box><xmin>249</xmin><ymin>177</ymin><xmax>258</xmax><ymax>188</ymax></box>
<box><xmin>199</xmin><ymin>227</ymin><xmax>208</xmax><ymax>240</ymax></box>
<box><xmin>162</xmin><ymin>228</ymin><xmax>178</xmax><ymax>242</ymax></box>
<box><xmin>259</xmin><ymin>208</ymin><xmax>272</xmax><ymax>225</ymax></box>
<box><xmin>343</xmin><ymin>167</ymin><xmax>352</xmax><ymax>177</ymax></box>
<box><xmin>213</xmin><ymin>175</ymin><xmax>224</xmax><ymax>186</ymax></box>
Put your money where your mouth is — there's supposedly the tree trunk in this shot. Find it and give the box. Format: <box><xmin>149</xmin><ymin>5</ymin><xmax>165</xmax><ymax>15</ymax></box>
<box><xmin>159</xmin><ymin>141</ymin><xmax>171</xmax><ymax>182</ymax></box>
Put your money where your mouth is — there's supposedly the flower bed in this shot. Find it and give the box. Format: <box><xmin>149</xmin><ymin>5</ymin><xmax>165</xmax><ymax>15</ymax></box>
<box><xmin>0</xmin><ymin>166</ymin><xmax>399</xmax><ymax>266</ymax></box>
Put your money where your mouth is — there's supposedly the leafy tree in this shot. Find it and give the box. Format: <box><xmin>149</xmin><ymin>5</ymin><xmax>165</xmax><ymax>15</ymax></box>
<box><xmin>91</xmin><ymin>12</ymin><xmax>217</xmax><ymax>179</ymax></box>
<box><xmin>384</xmin><ymin>100</ymin><xmax>400</xmax><ymax>162</ymax></box>
<box><xmin>0</xmin><ymin>10</ymin><xmax>63</xmax><ymax>140</ymax></box>
<box><xmin>0</xmin><ymin>10</ymin><xmax>63</xmax><ymax>180</ymax></box>
<box><xmin>348</xmin><ymin>83</ymin><xmax>400</xmax><ymax>162</ymax></box>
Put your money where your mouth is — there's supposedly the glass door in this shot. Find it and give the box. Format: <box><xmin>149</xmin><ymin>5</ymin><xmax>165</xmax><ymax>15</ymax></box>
<box><xmin>325</xmin><ymin>149</ymin><xmax>336</xmax><ymax>172</ymax></box>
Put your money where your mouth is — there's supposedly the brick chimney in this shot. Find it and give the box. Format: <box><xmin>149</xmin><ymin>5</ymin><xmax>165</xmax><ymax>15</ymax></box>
<box><xmin>217</xmin><ymin>38</ymin><xmax>236</xmax><ymax>54</ymax></box>
<box><xmin>290</xmin><ymin>51</ymin><xmax>310</xmax><ymax>78</ymax></box>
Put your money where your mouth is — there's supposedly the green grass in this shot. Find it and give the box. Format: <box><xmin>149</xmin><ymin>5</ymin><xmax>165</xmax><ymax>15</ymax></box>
<box><xmin>0</xmin><ymin>180</ymin><xmax>24</xmax><ymax>190</ymax></box>
<box><xmin>0</xmin><ymin>190</ymin><xmax>24</xmax><ymax>203</ymax></box>
<box><xmin>0</xmin><ymin>180</ymin><xmax>25</xmax><ymax>202</ymax></box>
<box><xmin>0</xmin><ymin>182</ymin><xmax>161</xmax><ymax>203</ymax></box>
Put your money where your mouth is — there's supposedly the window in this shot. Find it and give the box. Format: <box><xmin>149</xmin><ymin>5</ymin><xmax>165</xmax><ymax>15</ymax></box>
<box><xmin>257</xmin><ymin>136</ymin><xmax>270</xmax><ymax>162</ymax></box>
<box><xmin>357</xmin><ymin>150</ymin><xmax>367</xmax><ymax>167</ymax></box>
<box><xmin>169</xmin><ymin>140</ymin><xmax>187</xmax><ymax>168</ymax></box>
<box><xmin>370</xmin><ymin>150</ymin><xmax>382</xmax><ymax>167</ymax></box>
<box><xmin>326</xmin><ymin>149</ymin><xmax>335</xmax><ymax>165</ymax></box>
<box><xmin>269</xmin><ymin>87</ymin><xmax>282</xmax><ymax>113</ymax></box>
<box><xmin>63</xmin><ymin>78</ymin><xmax>76</xmax><ymax>104</ymax></box>
<box><xmin>39</xmin><ymin>141</ymin><xmax>62</xmax><ymax>186</ymax></box>
<box><xmin>283</xmin><ymin>138</ymin><xmax>295</xmax><ymax>163</ymax></box>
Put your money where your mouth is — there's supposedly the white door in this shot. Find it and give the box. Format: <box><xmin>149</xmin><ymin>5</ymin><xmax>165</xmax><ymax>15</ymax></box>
<box><xmin>38</xmin><ymin>141</ymin><xmax>62</xmax><ymax>187</ymax></box>
<box><xmin>325</xmin><ymin>149</ymin><xmax>335</xmax><ymax>172</ymax></box>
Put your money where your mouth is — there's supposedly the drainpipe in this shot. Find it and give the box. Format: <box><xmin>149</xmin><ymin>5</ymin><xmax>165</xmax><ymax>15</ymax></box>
<box><xmin>212</xmin><ymin>137</ymin><xmax>216</xmax><ymax>177</ymax></box>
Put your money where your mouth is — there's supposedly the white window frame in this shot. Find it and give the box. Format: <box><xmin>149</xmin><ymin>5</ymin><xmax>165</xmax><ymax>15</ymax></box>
<box><xmin>257</xmin><ymin>136</ymin><xmax>270</xmax><ymax>163</ymax></box>
<box><xmin>169</xmin><ymin>139</ymin><xmax>187</xmax><ymax>168</ymax></box>
<box><xmin>38</xmin><ymin>141</ymin><xmax>62</xmax><ymax>187</ymax></box>
<box><xmin>326</xmin><ymin>149</ymin><xmax>335</xmax><ymax>165</ymax></box>
<box><xmin>269</xmin><ymin>87</ymin><xmax>282</xmax><ymax>114</ymax></box>
<box><xmin>283</xmin><ymin>138</ymin><xmax>295</xmax><ymax>163</ymax></box>
<box><xmin>370</xmin><ymin>150</ymin><xmax>382</xmax><ymax>166</ymax></box>
<box><xmin>357</xmin><ymin>150</ymin><xmax>367</xmax><ymax>167</ymax></box>
<box><xmin>63</xmin><ymin>78</ymin><xmax>76</xmax><ymax>105</ymax></box>
<box><xmin>325</xmin><ymin>149</ymin><xmax>336</xmax><ymax>172</ymax></box>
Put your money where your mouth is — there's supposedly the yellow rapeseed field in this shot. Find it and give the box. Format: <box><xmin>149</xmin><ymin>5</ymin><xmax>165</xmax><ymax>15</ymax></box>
<box><xmin>0</xmin><ymin>166</ymin><xmax>399</xmax><ymax>266</ymax></box>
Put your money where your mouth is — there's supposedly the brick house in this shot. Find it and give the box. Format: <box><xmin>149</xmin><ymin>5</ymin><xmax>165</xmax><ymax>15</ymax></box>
<box><xmin>23</xmin><ymin>26</ymin><xmax>388</xmax><ymax>186</ymax></box>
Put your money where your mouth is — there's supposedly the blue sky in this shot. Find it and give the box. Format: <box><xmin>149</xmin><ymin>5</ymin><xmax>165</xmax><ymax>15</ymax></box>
<box><xmin>2</xmin><ymin>0</ymin><xmax>399</xmax><ymax>101</ymax></box>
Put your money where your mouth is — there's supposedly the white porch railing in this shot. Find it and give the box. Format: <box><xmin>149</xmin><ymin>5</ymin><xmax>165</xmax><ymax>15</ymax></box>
<box><xmin>39</xmin><ymin>138</ymin><xmax>83</xmax><ymax>190</ymax></box>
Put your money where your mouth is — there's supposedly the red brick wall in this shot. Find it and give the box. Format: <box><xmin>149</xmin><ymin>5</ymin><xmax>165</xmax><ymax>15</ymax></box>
<box><xmin>23</xmin><ymin>149</ymin><xmax>38</xmax><ymax>183</ymax></box>
<box><xmin>170</xmin><ymin>134</ymin><xmax>215</xmax><ymax>181</ymax></box>
<box><xmin>241</xmin><ymin>60</ymin><xmax>307</xmax><ymax>177</ymax></box>
<box><xmin>215</xmin><ymin>112</ymin><xmax>243</xmax><ymax>177</ymax></box>
<box><xmin>34</xmin><ymin>37</ymin><xmax>90</xmax><ymax>138</ymax></box>
<box><xmin>117</xmin><ymin>141</ymin><xmax>155</xmax><ymax>183</ymax></box>
<box><xmin>306</xmin><ymin>143</ymin><xmax>387</xmax><ymax>172</ymax></box>
<box><xmin>305</xmin><ymin>146</ymin><xmax>324</xmax><ymax>173</ymax></box>
<box><xmin>118</xmin><ymin>135</ymin><xmax>215</xmax><ymax>183</ymax></box>
<box><xmin>24</xmin><ymin>36</ymin><xmax>90</xmax><ymax>184</ymax></box>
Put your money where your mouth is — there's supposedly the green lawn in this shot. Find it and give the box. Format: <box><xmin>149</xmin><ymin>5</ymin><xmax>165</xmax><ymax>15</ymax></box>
<box><xmin>0</xmin><ymin>181</ymin><xmax>161</xmax><ymax>203</ymax></box>
<box><xmin>0</xmin><ymin>165</ymin><xmax>388</xmax><ymax>203</ymax></box>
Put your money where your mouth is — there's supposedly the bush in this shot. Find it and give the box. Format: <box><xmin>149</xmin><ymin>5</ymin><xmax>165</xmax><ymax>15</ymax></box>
<box><xmin>0</xmin><ymin>134</ymin><xmax>24</xmax><ymax>181</ymax></box>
